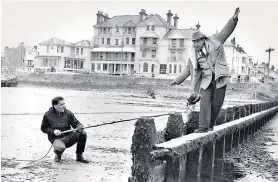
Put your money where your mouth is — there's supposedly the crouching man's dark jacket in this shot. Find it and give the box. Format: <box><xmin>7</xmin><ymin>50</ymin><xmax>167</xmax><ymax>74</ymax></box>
<box><xmin>41</xmin><ymin>107</ymin><xmax>83</xmax><ymax>143</ymax></box>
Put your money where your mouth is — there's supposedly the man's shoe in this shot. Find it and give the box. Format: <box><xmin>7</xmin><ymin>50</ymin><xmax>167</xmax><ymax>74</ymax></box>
<box><xmin>54</xmin><ymin>153</ymin><xmax>61</xmax><ymax>162</ymax></box>
<box><xmin>76</xmin><ymin>154</ymin><xmax>89</xmax><ymax>163</ymax></box>
<box><xmin>194</xmin><ymin>128</ymin><xmax>208</xmax><ymax>133</ymax></box>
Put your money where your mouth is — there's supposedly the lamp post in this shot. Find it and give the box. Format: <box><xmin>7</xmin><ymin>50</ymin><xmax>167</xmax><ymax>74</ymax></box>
<box><xmin>265</xmin><ymin>47</ymin><xmax>275</xmax><ymax>81</ymax></box>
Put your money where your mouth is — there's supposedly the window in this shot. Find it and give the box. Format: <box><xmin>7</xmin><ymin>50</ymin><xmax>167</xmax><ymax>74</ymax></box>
<box><xmin>132</xmin><ymin>38</ymin><xmax>135</xmax><ymax>45</ymax></box>
<box><xmin>47</xmin><ymin>46</ymin><xmax>49</xmax><ymax>53</ymax></box>
<box><xmin>179</xmin><ymin>52</ymin><xmax>183</xmax><ymax>60</ymax></box>
<box><xmin>242</xmin><ymin>66</ymin><xmax>245</xmax><ymax>73</ymax></box>
<box><xmin>142</xmin><ymin>50</ymin><xmax>146</xmax><ymax>57</ymax></box>
<box><xmin>116</xmin><ymin>26</ymin><xmax>119</xmax><ymax>32</ymax></box>
<box><xmin>97</xmin><ymin>63</ymin><xmax>101</xmax><ymax>70</ymax></box>
<box><xmin>102</xmin><ymin>38</ymin><xmax>104</xmax><ymax>44</ymax></box>
<box><xmin>107</xmin><ymin>38</ymin><xmax>110</xmax><ymax>45</ymax></box>
<box><xmin>126</xmin><ymin>38</ymin><xmax>129</xmax><ymax>44</ymax></box>
<box><xmin>146</xmin><ymin>25</ymin><xmax>150</xmax><ymax>31</ymax></box>
<box><xmin>179</xmin><ymin>65</ymin><xmax>182</xmax><ymax>73</ymax></box>
<box><xmin>115</xmin><ymin>39</ymin><xmax>118</xmax><ymax>45</ymax></box>
<box><xmin>103</xmin><ymin>64</ymin><xmax>108</xmax><ymax>71</ymax></box>
<box><xmin>153</xmin><ymin>38</ymin><xmax>157</xmax><ymax>44</ymax></box>
<box><xmin>61</xmin><ymin>47</ymin><xmax>64</xmax><ymax>53</ymax></box>
<box><xmin>180</xmin><ymin>39</ymin><xmax>184</xmax><ymax>47</ymax></box>
<box><xmin>151</xmin><ymin>64</ymin><xmax>155</xmax><ymax>73</ymax></box>
<box><xmin>128</xmin><ymin>27</ymin><xmax>131</xmax><ymax>34</ymax></box>
<box><xmin>151</xmin><ymin>25</ymin><xmax>155</xmax><ymax>31</ymax></box>
<box><xmin>91</xmin><ymin>63</ymin><xmax>95</xmax><ymax>71</ymax></box>
<box><xmin>143</xmin><ymin>38</ymin><xmax>147</xmax><ymax>45</ymax></box>
<box><xmin>171</xmin><ymin>52</ymin><xmax>176</xmax><ymax>61</ymax></box>
<box><xmin>160</xmin><ymin>64</ymin><xmax>167</xmax><ymax>74</ymax></box>
<box><xmin>172</xmin><ymin>39</ymin><xmax>176</xmax><ymax>46</ymax></box>
<box><xmin>57</xmin><ymin>47</ymin><xmax>59</xmax><ymax>53</ymax></box>
<box><xmin>143</xmin><ymin>63</ymin><xmax>148</xmax><ymax>72</ymax></box>
<box><xmin>152</xmin><ymin>50</ymin><xmax>156</xmax><ymax>58</ymax></box>
<box><xmin>76</xmin><ymin>48</ymin><xmax>79</xmax><ymax>55</ymax></box>
<box><xmin>133</xmin><ymin>27</ymin><xmax>136</xmax><ymax>32</ymax></box>
<box><xmin>174</xmin><ymin>64</ymin><xmax>177</xmax><ymax>73</ymax></box>
<box><xmin>81</xmin><ymin>48</ymin><xmax>83</xmax><ymax>55</ymax></box>
<box><xmin>169</xmin><ymin>64</ymin><xmax>172</xmax><ymax>73</ymax></box>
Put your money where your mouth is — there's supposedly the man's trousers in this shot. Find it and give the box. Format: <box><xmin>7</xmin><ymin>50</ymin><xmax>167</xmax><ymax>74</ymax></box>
<box><xmin>199</xmin><ymin>80</ymin><xmax>227</xmax><ymax>129</ymax></box>
<box><xmin>52</xmin><ymin>130</ymin><xmax>87</xmax><ymax>155</ymax></box>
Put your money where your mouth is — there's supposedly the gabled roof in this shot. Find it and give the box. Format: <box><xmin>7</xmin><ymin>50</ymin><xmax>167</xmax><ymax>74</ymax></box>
<box><xmin>73</xmin><ymin>40</ymin><xmax>92</xmax><ymax>47</ymax></box>
<box><xmin>39</xmin><ymin>37</ymin><xmax>73</xmax><ymax>46</ymax></box>
<box><xmin>163</xmin><ymin>28</ymin><xmax>197</xmax><ymax>39</ymax></box>
<box><xmin>136</xmin><ymin>14</ymin><xmax>169</xmax><ymax>27</ymax></box>
<box><xmin>123</xmin><ymin>20</ymin><xmax>136</xmax><ymax>27</ymax></box>
<box><xmin>94</xmin><ymin>15</ymin><xmax>141</xmax><ymax>27</ymax></box>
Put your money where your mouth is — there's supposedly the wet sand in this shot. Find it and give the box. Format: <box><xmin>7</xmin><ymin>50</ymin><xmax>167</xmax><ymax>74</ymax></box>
<box><xmin>1</xmin><ymin>86</ymin><xmax>277</xmax><ymax>182</ymax></box>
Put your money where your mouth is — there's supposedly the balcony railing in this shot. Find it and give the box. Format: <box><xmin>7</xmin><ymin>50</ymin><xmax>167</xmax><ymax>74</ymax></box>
<box><xmin>123</xmin><ymin>31</ymin><xmax>136</xmax><ymax>35</ymax></box>
<box><xmin>98</xmin><ymin>31</ymin><xmax>112</xmax><ymax>35</ymax></box>
<box><xmin>168</xmin><ymin>57</ymin><xmax>184</xmax><ymax>62</ymax></box>
<box><xmin>92</xmin><ymin>58</ymin><xmax>135</xmax><ymax>62</ymax></box>
<box><xmin>140</xmin><ymin>44</ymin><xmax>158</xmax><ymax>49</ymax></box>
<box><xmin>168</xmin><ymin>44</ymin><xmax>185</xmax><ymax>49</ymax></box>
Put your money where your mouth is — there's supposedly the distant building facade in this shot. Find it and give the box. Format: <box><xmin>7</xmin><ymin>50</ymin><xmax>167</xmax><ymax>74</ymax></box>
<box><xmin>35</xmin><ymin>38</ymin><xmax>92</xmax><ymax>73</ymax></box>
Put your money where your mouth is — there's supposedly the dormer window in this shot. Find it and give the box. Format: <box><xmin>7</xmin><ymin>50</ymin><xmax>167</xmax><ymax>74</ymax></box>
<box><xmin>151</xmin><ymin>25</ymin><xmax>155</xmax><ymax>31</ymax></box>
<box><xmin>146</xmin><ymin>25</ymin><xmax>150</xmax><ymax>31</ymax></box>
<box><xmin>116</xmin><ymin>26</ymin><xmax>119</xmax><ymax>32</ymax></box>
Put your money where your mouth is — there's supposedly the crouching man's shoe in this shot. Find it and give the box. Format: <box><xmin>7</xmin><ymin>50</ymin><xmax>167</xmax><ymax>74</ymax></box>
<box><xmin>76</xmin><ymin>153</ymin><xmax>89</xmax><ymax>163</ymax></box>
<box><xmin>54</xmin><ymin>153</ymin><xmax>61</xmax><ymax>162</ymax></box>
<box><xmin>194</xmin><ymin>128</ymin><xmax>208</xmax><ymax>133</ymax></box>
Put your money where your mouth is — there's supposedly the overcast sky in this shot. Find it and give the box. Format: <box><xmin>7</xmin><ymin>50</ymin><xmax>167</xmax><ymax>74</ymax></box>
<box><xmin>1</xmin><ymin>0</ymin><xmax>278</xmax><ymax>68</ymax></box>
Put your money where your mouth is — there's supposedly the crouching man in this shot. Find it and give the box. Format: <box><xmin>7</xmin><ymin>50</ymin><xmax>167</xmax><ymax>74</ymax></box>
<box><xmin>41</xmin><ymin>96</ymin><xmax>89</xmax><ymax>163</ymax></box>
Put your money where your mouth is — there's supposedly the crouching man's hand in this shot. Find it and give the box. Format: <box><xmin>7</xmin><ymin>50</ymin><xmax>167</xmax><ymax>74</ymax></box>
<box><xmin>187</xmin><ymin>92</ymin><xmax>201</xmax><ymax>105</ymax></box>
<box><xmin>76</xmin><ymin>125</ymin><xmax>84</xmax><ymax>133</ymax></box>
<box><xmin>54</xmin><ymin>129</ymin><xmax>61</xmax><ymax>136</ymax></box>
<box><xmin>170</xmin><ymin>80</ymin><xmax>179</xmax><ymax>86</ymax></box>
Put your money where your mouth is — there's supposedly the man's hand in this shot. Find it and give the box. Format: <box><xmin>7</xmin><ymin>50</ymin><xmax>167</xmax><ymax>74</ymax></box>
<box><xmin>54</xmin><ymin>129</ymin><xmax>61</xmax><ymax>136</ymax></box>
<box><xmin>76</xmin><ymin>125</ymin><xmax>84</xmax><ymax>133</ymax></box>
<box><xmin>186</xmin><ymin>92</ymin><xmax>201</xmax><ymax>105</ymax></box>
<box><xmin>170</xmin><ymin>81</ymin><xmax>178</xmax><ymax>86</ymax></box>
<box><xmin>233</xmin><ymin>7</ymin><xmax>240</xmax><ymax>20</ymax></box>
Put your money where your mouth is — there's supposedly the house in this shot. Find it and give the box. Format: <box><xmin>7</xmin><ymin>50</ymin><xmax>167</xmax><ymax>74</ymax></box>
<box><xmin>2</xmin><ymin>42</ymin><xmax>38</xmax><ymax>73</ymax></box>
<box><xmin>91</xmin><ymin>9</ymin><xmax>197</xmax><ymax>78</ymax></box>
<box><xmin>35</xmin><ymin>37</ymin><xmax>92</xmax><ymax>73</ymax></box>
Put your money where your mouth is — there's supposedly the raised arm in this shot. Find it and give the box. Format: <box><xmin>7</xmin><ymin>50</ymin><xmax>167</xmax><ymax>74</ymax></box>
<box><xmin>215</xmin><ymin>7</ymin><xmax>240</xmax><ymax>44</ymax></box>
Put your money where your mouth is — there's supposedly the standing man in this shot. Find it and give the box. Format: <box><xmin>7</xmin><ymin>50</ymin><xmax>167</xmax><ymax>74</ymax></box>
<box><xmin>171</xmin><ymin>8</ymin><xmax>240</xmax><ymax>133</ymax></box>
<box><xmin>41</xmin><ymin>96</ymin><xmax>89</xmax><ymax>163</ymax></box>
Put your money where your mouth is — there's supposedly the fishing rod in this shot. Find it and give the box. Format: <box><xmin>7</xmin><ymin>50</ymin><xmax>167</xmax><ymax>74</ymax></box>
<box><xmin>1</xmin><ymin>110</ymin><xmax>182</xmax><ymax>116</ymax></box>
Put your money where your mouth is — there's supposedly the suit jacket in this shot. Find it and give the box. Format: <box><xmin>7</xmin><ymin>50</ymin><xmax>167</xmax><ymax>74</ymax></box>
<box><xmin>173</xmin><ymin>17</ymin><xmax>238</xmax><ymax>92</ymax></box>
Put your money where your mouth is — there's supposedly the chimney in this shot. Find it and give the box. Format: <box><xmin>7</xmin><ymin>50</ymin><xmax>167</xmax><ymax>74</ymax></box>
<box><xmin>96</xmin><ymin>11</ymin><xmax>104</xmax><ymax>24</ymax></box>
<box><xmin>167</xmin><ymin>10</ymin><xmax>173</xmax><ymax>26</ymax></box>
<box><xmin>34</xmin><ymin>46</ymin><xmax>37</xmax><ymax>50</ymax></box>
<box><xmin>139</xmin><ymin>9</ymin><xmax>147</xmax><ymax>21</ymax></box>
<box><xmin>173</xmin><ymin>14</ymin><xmax>179</xmax><ymax>28</ymax></box>
<box><xmin>196</xmin><ymin>22</ymin><xmax>201</xmax><ymax>30</ymax></box>
<box><xmin>103</xmin><ymin>13</ymin><xmax>109</xmax><ymax>22</ymax></box>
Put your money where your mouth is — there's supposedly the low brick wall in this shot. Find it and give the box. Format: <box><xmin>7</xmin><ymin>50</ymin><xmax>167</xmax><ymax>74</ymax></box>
<box><xmin>128</xmin><ymin>100</ymin><xmax>278</xmax><ymax>182</ymax></box>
